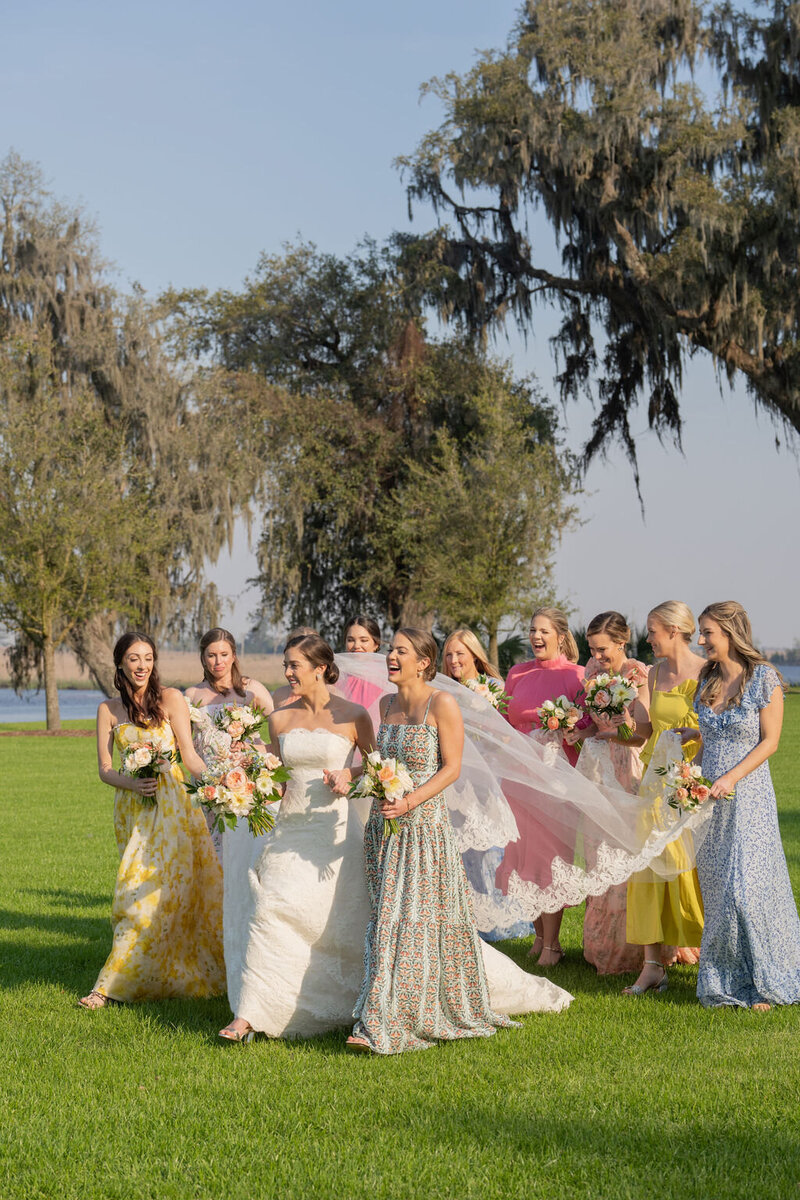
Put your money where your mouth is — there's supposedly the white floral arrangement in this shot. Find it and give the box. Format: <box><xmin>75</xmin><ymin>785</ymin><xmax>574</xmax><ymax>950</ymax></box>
<box><xmin>349</xmin><ymin>751</ymin><xmax>415</xmax><ymax>838</ymax></box>
<box><xmin>463</xmin><ymin>674</ymin><xmax>509</xmax><ymax>713</ymax></box>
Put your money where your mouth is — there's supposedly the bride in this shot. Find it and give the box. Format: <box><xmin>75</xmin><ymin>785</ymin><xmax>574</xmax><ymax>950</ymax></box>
<box><xmin>219</xmin><ymin>633</ymin><xmax>374</xmax><ymax>1041</ymax></box>
<box><xmin>220</xmin><ymin>632</ymin><xmax>573</xmax><ymax>1043</ymax></box>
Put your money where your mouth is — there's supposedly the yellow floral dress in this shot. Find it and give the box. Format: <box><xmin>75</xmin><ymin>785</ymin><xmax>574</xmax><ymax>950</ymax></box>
<box><xmin>626</xmin><ymin>677</ymin><xmax>705</xmax><ymax>947</ymax></box>
<box><xmin>93</xmin><ymin>720</ymin><xmax>226</xmax><ymax>1002</ymax></box>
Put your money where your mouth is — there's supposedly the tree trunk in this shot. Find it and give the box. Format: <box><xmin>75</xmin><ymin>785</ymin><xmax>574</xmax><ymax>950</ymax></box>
<box><xmin>42</xmin><ymin>630</ymin><xmax>61</xmax><ymax>732</ymax></box>
<box><xmin>69</xmin><ymin>614</ymin><xmax>118</xmax><ymax>697</ymax></box>
<box><xmin>488</xmin><ymin>627</ymin><xmax>499</xmax><ymax>670</ymax></box>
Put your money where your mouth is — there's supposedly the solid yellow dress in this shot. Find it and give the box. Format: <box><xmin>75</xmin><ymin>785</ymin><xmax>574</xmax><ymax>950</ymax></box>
<box><xmin>626</xmin><ymin>677</ymin><xmax>705</xmax><ymax>946</ymax></box>
<box><xmin>93</xmin><ymin>720</ymin><xmax>226</xmax><ymax>1002</ymax></box>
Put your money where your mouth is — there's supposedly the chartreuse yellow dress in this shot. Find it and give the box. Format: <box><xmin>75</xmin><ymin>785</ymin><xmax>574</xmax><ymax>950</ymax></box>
<box><xmin>626</xmin><ymin>676</ymin><xmax>705</xmax><ymax>947</ymax></box>
<box><xmin>93</xmin><ymin>720</ymin><xmax>226</xmax><ymax>1002</ymax></box>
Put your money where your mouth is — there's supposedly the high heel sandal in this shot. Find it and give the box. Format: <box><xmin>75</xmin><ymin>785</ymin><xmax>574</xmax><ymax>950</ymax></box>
<box><xmin>218</xmin><ymin>1023</ymin><xmax>255</xmax><ymax>1044</ymax></box>
<box><xmin>622</xmin><ymin>960</ymin><xmax>668</xmax><ymax>996</ymax></box>
<box><xmin>77</xmin><ymin>990</ymin><xmax>121</xmax><ymax>1010</ymax></box>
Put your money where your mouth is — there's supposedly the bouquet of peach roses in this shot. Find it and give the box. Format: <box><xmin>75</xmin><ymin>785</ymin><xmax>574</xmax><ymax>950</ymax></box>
<box><xmin>348</xmin><ymin>751</ymin><xmax>415</xmax><ymax>838</ymax></box>
<box><xmin>120</xmin><ymin>733</ymin><xmax>178</xmax><ymax>806</ymax></box>
<box><xmin>655</xmin><ymin>758</ymin><xmax>732</xmax><ymax>812</ymax></box>
<box><xmin>186</xmin><ymin>750</ymin><xmax>290</xmax><ymax>836</ymax></box>
<box><xmin>463</xmin><ymin>674</ymin><xmax>510</xmax><ymax>713</ymax></box>
<box><xmin>534</xmin><ymin>695</ymin><xmax>583</xmax><ymax>736</ymax></box>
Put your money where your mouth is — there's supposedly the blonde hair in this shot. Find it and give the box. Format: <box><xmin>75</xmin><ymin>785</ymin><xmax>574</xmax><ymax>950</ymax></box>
<box><xmin>648</xmin><ymin>600</ymin><xmax>695</xmax><ymax>642</ymax></box>
<box><xmin>697</xmin><ymin>601</ymin><xmax>783</xmax><ymax>710</ymax></box>
<box><xmin>442</xmin><ymin>629</ymin><xmax>503</xmax><ymax>681</ymax></box>
<box><xmin>586</xmin><ymin>611</ymin><xmax>631</xmax><ymax>647</ymax></box>
<box><xmin>531</xmin><ymin>607</ymin><xmax>579</xmax><ymax>664</ymax></box>
<box><xmin>395</xmin><ymin>627</ymin><xmax>438</xmax><ymax>682</ymax></box>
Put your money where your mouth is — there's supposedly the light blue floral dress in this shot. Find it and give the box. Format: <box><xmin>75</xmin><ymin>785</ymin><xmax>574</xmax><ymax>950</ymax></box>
<box><xmin>694</xmin><ymin>664</ymin><xmax>800</xmax><ymax>1007</ymax></box>
<box><xmin>351</xmin><ymin>697</ymin><xmax>514</xmax><ymax>1053</ymax></box>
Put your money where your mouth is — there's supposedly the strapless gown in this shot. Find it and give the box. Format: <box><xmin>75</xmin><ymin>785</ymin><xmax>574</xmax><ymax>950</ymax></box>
<box><xmin>235</xmin><ymin>729</ymin><xmax>371</xmax><ymax>1036</ymax></box>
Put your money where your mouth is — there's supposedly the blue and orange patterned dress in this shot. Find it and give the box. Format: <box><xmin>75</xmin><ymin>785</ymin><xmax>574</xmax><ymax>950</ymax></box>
<box><xmin>351</xmin><ymin>697</ymin><xmax>513</xmax><ymax>1054</ymax></box>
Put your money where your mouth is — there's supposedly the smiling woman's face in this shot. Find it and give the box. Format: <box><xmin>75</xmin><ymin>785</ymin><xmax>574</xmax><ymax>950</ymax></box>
<box><xmin>386</xmin><ymin>633</ymin><xmax>427</xmax><ymax>686</ymax></box>
<box><xmin>529</xmin><ymin>617</ymin><xmax>559</xmax><ymax>661</ymax></box>
<box><xmin>122</xmin><ymin>642</ymin><xmax>154</xmax><ymax>689</ymax></box>
<box><xmin>345</xmin><ymin>624</ymin><xmax>379</xmax><ymax>653</ymax></box>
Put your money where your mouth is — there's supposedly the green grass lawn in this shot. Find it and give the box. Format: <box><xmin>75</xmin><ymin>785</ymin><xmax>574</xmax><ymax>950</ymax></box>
<box><xmin>1</xmin><ymin>699</ymin><xmax>799</xmax><ymax>1200</ymax></box>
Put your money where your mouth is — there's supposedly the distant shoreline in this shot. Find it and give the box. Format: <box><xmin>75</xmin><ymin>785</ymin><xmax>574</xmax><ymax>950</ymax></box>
<box><xmin>0</xmin><ymin>648</ymin><xmax>286</xmax><ymax>690</ymax></box>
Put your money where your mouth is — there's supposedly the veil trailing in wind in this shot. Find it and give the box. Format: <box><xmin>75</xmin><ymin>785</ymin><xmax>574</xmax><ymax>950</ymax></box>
<box><xmin>336</xmin><ymin>652</ymin><xmax>713</xmax><ymax>936</ymax></box>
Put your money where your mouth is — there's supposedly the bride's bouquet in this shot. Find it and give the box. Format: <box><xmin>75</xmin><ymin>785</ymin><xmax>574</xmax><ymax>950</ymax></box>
<box><xmin>655</xmin><ymin>758</ymin><xmax>731</xmax><ymax>812</ymax></box>
<box><xmin>186</xmin><ymin>750</ymin><xmax>290</xmax><ymax>836</ymax></box>
<box><xmin>349</xmin><ymin>751</ymin><xmax>415</xmax><ymax>838</ymax></box>
<box><xmin>120</xmin><ymin>733</ymin><xmax>177</xmax><ymax>807</ymax></box>
<box><xmin>582</xmin><ymin>673</ymin><xmax>639</xmax><ymax>740</ymax></box>
<box><xmin>463</xmin><ymin>674</ymin><xmax>510</xmax><ymax>713</ymax></box>
<box><xmin>211</xmin><ymin>702</ymin><xmax>267</xmax><ymax>743</ymax></box>
<box><xmin>534</xmin><ymin>695</ymin><xmax>583</xmax><ymax>736</ymax></box>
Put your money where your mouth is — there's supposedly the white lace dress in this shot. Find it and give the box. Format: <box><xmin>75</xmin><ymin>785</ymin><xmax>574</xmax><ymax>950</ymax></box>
<box><xmin>235</xmin><ymin>728</ymin><xmax>571</xmax><ymax>1038</ymax></box>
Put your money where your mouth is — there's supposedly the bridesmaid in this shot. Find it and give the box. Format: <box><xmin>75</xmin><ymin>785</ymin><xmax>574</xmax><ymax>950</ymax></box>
<box><xmin>693</xmin><ymin>602</ymin><xmax>800</xmax><ymax>1009</ymax></box>
<box><xmin>79</xmin><ymin>633</ymin><xmax>225</xmax><ymax>1009</ymax></box>
<box><xmin>494</xmin><ymin>607</ymin><xmax>584</xmax><ymax>965</ymax></box>
<box><xmin>568</xmin><ymin>612</ymin><xmax>649</xmax><ymax>975</ymax></box>
<box><xmin>185</xmin><ymin>627</ymin><xmax>274</xmax><ymax>858</ymax></box>
<box><xmin>348</xmin><ymin>629</ymin><xmax>517</xmax><ymax>1053</ymax></box>
<box><xmin>623</xmin><ymin>601</ymin><xmax>706</xmax><ymax>995</ymax></box>
<box><xmin>341</xmin><ymin>614</ymin><xmax>384</xmax><ymax>718</ymax></box>
<box><xmin>442</xmin><ymin>628</ymin><xmax>504</xmax><ymax>686</ymax></box>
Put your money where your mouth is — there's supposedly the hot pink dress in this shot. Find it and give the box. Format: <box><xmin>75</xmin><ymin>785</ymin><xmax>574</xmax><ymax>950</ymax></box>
<box><xmin>494</xmin><ymin>656</ymin><xmax>585</xmax><ymax>901</ymax></box>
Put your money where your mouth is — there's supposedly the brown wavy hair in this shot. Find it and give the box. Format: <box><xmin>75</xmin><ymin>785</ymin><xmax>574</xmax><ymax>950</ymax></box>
<box><xmin>697</xmin><ymin>601</ymin><xmax>784</xmax><ymax>710</ymax></box>
<box><xmin>113</xmin><ymin>632</ymin><xmax>166</xmax><ymax>728</ymax></box>
<box><xmin>199</xmin><ymin>627</ymin><xmax>246</xmax><ymax>698</ymax></box>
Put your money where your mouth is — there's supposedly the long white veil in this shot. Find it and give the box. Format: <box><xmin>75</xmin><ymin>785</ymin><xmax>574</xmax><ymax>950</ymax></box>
<box><xmin>335</xmin><ymin>652</ymin><xmax>712</xmax><ymax>935</ymax></box>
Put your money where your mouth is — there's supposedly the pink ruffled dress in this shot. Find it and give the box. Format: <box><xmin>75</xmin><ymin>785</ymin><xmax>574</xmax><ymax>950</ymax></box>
<box><xmin>494</xmin><ymin>656</ymin><xmax>585</xmax><ymax>901</ymax></box>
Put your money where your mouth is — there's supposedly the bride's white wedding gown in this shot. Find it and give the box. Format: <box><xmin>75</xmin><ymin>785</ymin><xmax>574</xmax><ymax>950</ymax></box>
<box><xmin>234</xmin><ymin>728</ymin><xmax>570</xmax><ymax>1037</ymax></box>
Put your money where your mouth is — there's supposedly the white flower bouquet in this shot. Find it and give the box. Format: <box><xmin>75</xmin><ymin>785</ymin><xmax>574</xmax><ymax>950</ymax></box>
<box><xmin>581</xmin><ymin>673</ymin><xmax>640</xmax><ymax>740</ymax></box>
<box><xmin>120</xmin><ymin>734</ymin><xmax>177</xmax><ymax>806</ymax></box>
<box><xmin>463</xmin><ymin>674</ymin><xmax>510</xmax><ymax>713</ymax></box>
<box><xmin>349</xmin><ymin>751</ymin><xmax>415</xmax><ymax>838</ymax></box>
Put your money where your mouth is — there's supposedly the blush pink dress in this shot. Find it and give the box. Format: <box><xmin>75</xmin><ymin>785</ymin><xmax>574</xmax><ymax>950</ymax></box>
<box><xmin>494</xmin><ymin>656</ymin><xmax>585</xmax><ymax>902</ymax></box>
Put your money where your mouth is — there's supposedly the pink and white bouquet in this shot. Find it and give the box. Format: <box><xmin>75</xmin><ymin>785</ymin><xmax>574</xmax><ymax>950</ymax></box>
<box><xmin>211</xmin><ymin>703</ymin><xmax>266</xmax><ymax>743</ymax></box>
<box><xmin>186</xmin><ymin>749</ymin><xmax>290</xmax><ymax>836</ymax></box>
<box><xmin>534</xmin><ymin>695</ymin><xmax>583</xmax><ymax>736</ymax></box>
<box><xmin>655</xmin><ymin>759</ymin><xmax>731</xmax><ymax>812</ymax></box>
<box><xmin>463</xmin><ymin>674</ymin><xmax>509</xmax><ymax>713</ymax></box>
<box><xmin>582</xmin><ymin>672</ymin><xmax>639</xmax><ymax>740</ymax></box>
<box><xmin>120</xmin><ymin>733</ymin><xmax>177</xmax><ymax>806</ymax></box>
<box><xmin>349</xmin><ymin>751</ymin><xmax>415</xmax><ymax>838</ymax></box>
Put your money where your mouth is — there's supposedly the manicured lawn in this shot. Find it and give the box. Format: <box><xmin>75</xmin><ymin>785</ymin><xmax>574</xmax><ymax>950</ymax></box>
<box><xmin>1</xmin><ymin>698</ymin><xmax>799</xmax><ymax>1199</ymax></box>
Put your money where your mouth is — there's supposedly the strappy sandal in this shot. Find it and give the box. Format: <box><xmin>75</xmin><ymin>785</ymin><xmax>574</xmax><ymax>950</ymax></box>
<box><xmin>218</xmin><ymin>1022</ymin><xmax>255</xmax><ymax>1044</ymax></box>
<box><xmin>537</xmin><ymin>945</ymin><xmax>565</xmax><ymax>966</ymax></box>
<box><xmin>622</xmin><ymin>960</ymin><xmax>668</xmax><ymax>996</ymax></box>
<box><xmin>78</xmin><ymin>990</ymin><xmax>121</xmax><ymax>1010</ymax></box>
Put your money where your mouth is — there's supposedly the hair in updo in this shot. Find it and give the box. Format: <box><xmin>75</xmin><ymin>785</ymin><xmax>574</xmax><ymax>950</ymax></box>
<box><xmin>284</xmin><ymin>634</ymin><xmax>339</xmax><ymax>684</ymax></box>
<box><xmin>648</xmin><ymin>600</ymin><xmax>695</xmax><ymax>642</ymax></box>
<box><xmin>113</xmin><ymin>631</ymin><xmax>165</xmax><ymax>728</ymax></box>
<box><xmin>284</xmin><ymin>626</ymin><xmax>317</xmax><ymax>648</ymax></box>
<box><xmin>199</xmin><ymin>627</ymin><xmax>246</xmax><ymax>698</ymax></box>
<box><xmin>344</xmin><ymin>614</ymin><xmax>382</xmax><ymax>650</ymax></box>
<box><xmin>395</xmin><ymin>627</ymin><xmax>438</xmax><ymax>681</ymax></box>
<box><xmin>586</xmin><ymin>611</ymin><xmax>631</xmax><ymax>648</ymax></box>
<box><xmin>531</xmin><ymin>607</ymin><xmax>580</xmax><ymax>664</ymax></box>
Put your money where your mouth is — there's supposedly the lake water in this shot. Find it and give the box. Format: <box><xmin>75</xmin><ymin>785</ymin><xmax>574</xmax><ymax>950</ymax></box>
<box><xmin>2</xmin><ymin>663</ymin><xmax>799</xmax><ymax>724</ymax></box>
<box><xmin>0</xmin><ymin>688</ymin><xmax>106</xmax><ymax>722</ymax></box>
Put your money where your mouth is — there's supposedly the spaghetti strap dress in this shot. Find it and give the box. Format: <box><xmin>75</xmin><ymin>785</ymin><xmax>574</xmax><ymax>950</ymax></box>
<box><xmin>351</xmin><ymin>696</ymin><xmax>571</xmax><ymax>1054</ymax></box>
<box><xmin>626</xmin><ymin>671</ymin><xmax>705</xmax><ymax>948</ymax></box>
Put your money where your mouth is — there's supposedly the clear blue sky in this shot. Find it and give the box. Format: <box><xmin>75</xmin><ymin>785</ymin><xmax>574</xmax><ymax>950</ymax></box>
<box><xmin>4</xmin><ymin>0</ymin><xmax>799</xmax><ymax>646</ymax></box>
